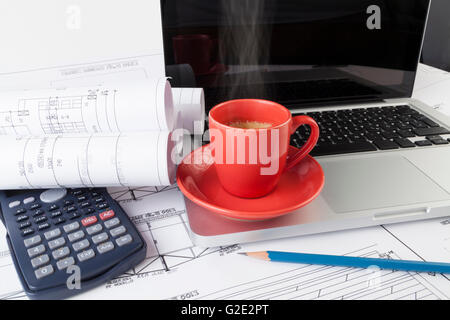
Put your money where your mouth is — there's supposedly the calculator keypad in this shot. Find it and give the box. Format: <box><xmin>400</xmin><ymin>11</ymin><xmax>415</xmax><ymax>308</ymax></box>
<box><xmin>6</xmin><ymin>188</ymin><xmax>136</xmax><ymax>283</ymax></box>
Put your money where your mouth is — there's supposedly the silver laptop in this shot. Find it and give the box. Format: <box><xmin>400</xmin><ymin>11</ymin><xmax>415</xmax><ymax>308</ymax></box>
<box><xmin>161</xmin><ymin>0</ymin><xmax>450</xmax><ymax>246</ymax></box>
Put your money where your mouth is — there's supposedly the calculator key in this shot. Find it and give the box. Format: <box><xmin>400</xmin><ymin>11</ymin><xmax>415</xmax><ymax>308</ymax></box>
<box><xmin>22</xmin><ymin>228</ymin><xmax>35</xmax><ymax>237</ymax></box>
<box><xmin>57</xmin><ymin>257</ymin><xmax>75</xmax><ymax>270</ymax></box>
<box><xmin>34</xmin><ymin>216</ymin><xmax>47</xmax><ymax>224</ymax></box>
<box><xmin>65</xmin><ymin>205</ymin><xmax>77</xmax><ymax>213</ymax></box>
<box><xmin>33</xmin><ymin>209</ymin><xmax>45</xmax><ymax>217</ymax></box>
<box><xmin>52</xmin><ymin>246</ymin><xmax>70</xmax><ymax>259</ymax></box>
<box><xmin>99</xmin><ymin>210</ymin><xmax>115</xmax><ymax>221</ymax></box>
<box><xmin>104</xmin><ymin>217</ymin><xmax>120</xmax><ymax>229</ymax></box>
<box><xmin>48</xmin><ymin>237</ymin><xmax>66</xmax><ymax>250</ymax></box>
<box><xmin>8</xmin><ymin>200</ymin><xmax>21</xmax><ymax>208</ymax></box>
<box><xmin>77</xmin><ymin>249</ymin><xmax>95</xmax><ymax>262</ymax></box>
<box><xmin>44</xmin><ymin>228</ymin><xmax>61</xmax><ymax>240</ymax></box>
<box><xmin>29</xmin><ymin>203</ymin><xmax>41</xmax><ymax>210</ymax></box>
<box><xmin>82</xmin><ymin>207</ymin><xmax>95</xmax><ymax>215</ymax></box>
<box><xmin>68</xmin><ymin>211</ymin><xmax>82</xmax><ymax>220</ymax></box>
<box><xmin>116</xmin><ymin>234</ymin><xmax>133</xmax><ymax>247</ymax></box>
<box><xmin>18</xmin><ymin>221</ymin><xmax>31</xmax><ymax>230</ymax></box>
<box><xmin>73</xmin><ymin>239</ymin><xmax>90</xmax><ymax>252</ymax></box>
<box><xmin>40</xmin><ymin>188</ymin><xmax>67</xmax><ymax>203</ymax></box>
<box><xmin>97</xmin><ymin>241</ymin><xmax>114</xmax><ymax>254</ymax></box>
<box><xmin>68</xmin><ymin>230</ymin><xmax>85</xmax><ymax>242</ymax></box>
<box><xmin>38</xmin><ymin>222</ymin><xmax>51</xmax><ymax>231</ymax></box>
<box><xmin>15</xmin><ymin>208</ymin><xmax>27</xmax><ymax>215</ymax></box>
<box><xmin>81</xmin><ymin>216</ymin><xmax>97</xmax><ymax>227</ymax></box>
<box><xmin>92</xmin><ymin>232</ymin><xmax>109</xmax><ymax>244</ymax></box>
<box><xmin>77</xmin><ymin>195</ymin><xmax>88</xmax><ymax>202</ymax></box>
<box><xmin>24</xmin><ymin>235</ymin><xmax>41</xmax><ymax>248</ymax></box>
<box><xmin>49</xmin><ymin>204</ymin><xmax>59</xmax><ymax>211</ymax></box>
<box><xmin>53</xmin><ymin>217</ymin><xmax>66</xmax><ymax>225</ymax></box>
<box><xmin>64</xmin><ymin>199</ymin><xmax>75</xmax><ymax>206</ymax></box>
<box><xmin>16</xmin><ymin>215</ymin><xmax>28</xmax><ymax>222</ymax></box>
<box><xmin>72</xmin><ymin>190</ymin><xmax>84</xmax><ymax>196</ymax></box>
<box><xmin>94</xmin><ymin>197</ymin><xmax>104</xmax><ymax>203</ymax></box>
<box><xmin>86</xmin><ymin>223</ymin><xmax>103</xmax><ymax>235</ymax></box>
<box><xmin>63</xmin><ymin>221</ymin><xmax>80</xmax><ymax>233</ymax></box>
<box><xmin>23</xmin><ymin>197</ymin><xmax>35</xmax><ymax>205</ymax></box>
<box><xmin>110</xmin><ymin>226</ymin><xmax>126</xmax><ymax>237</ymax></box>
<box><xmin>91</xmin><ymin>191</ymin><xmax>100</xmax><ymax>197</ymax></box>
<box><xmin>35</xmin><ymin>265</ymin><xmax>54</xmax><ymax>279</ymax></box>
<box><xmin>51</xmin><ymin>210</ymin><xmax>63</xmax><ymax>218</ymax></box>
<box><xmin>97</xmin><ymin>202</ymin><xmax>109</xmax><ymax>210</ymax></box>
<box><xmin>31</xmin><ymin>254</ymin><xmax>50</xmax><ymax>268</ymax></box>
<box><xmin>80</xmin><ymin>201</ymin><xmax>91</xmax><ymax>208</ymax></box>
<box><xmin>28</xmin><ymin>244</ymin><xmax>45</xmax><ymax>258</ymax></box>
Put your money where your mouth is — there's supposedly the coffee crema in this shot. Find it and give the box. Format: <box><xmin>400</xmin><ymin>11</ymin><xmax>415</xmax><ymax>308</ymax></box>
<box><xmin>227</xmin><ymin>120</ymin><xmax>272</xmax><ymax>129</ymax></box>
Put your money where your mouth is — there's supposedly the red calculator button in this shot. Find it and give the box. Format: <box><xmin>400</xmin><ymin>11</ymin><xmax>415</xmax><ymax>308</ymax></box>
<box><xmin>81</xmin><ymin>216</ymin><xmax>97</xmax><ymax>227</ymax></box>
<box><xmin>99</xmin><ymin>210</ymin><xmax>115</xmax><ymax>221</ymax></box>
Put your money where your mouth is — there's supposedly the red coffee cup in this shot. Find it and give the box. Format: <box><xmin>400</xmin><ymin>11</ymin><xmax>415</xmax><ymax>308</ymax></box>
<box><xmin>209</xmin><ymin>99</ymin><xmax>319</xmax><ymax>198</ymax></box>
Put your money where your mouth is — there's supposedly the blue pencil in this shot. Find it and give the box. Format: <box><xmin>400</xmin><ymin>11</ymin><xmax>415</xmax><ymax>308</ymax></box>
<box><xmin>238</xmin><ymin>251</ymin><xmax>450</xmax><ymax>274</ymax></box>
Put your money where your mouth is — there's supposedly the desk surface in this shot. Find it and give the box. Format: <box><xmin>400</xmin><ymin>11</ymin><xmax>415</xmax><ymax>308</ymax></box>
<box><xmin>1</xmin><ymin>64</ymin><xmax>450</xmax><ymax>300</ymax></box>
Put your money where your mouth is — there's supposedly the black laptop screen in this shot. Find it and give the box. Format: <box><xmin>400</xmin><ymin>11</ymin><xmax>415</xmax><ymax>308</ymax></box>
<box><xmin>161</xmin><ymin>0</ymin><xmax>430</xmax><ymax>109</ymax></box>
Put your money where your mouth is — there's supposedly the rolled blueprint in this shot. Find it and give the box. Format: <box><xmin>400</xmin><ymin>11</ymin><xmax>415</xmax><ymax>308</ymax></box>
<box><xmin>172</xmin><ymin>87</ymin><xmax>205</xmax><ymax>134</ymax></box>
<box><xmin>0</xmin><ymin>77</ymin><xmax>175</xmax><ymax>135</ymax></box>
<box><xmin>0</xmin><ymin>132</ymin><xmax>177</xmax><ymax>189</ymax></box>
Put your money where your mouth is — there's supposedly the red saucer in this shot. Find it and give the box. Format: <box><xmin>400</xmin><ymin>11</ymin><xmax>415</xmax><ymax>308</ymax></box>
<box><xmin>176</xmin><ymin>144</ymin><xmax>325</xmax><ymax>221</ymax></box>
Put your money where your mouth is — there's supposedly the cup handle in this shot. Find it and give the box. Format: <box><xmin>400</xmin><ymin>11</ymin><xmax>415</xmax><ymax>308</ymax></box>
<box><xmin>285</xmin><ymin>115</ymin><xmax>320</xmax><ymax>170</ymax></box>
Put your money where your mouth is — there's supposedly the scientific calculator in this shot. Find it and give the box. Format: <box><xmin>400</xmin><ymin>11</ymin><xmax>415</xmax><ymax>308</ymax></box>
<box><xmin>0</xmin><ymin>188</ymin><xmax>146</xmax><ymax>299</ymax></box>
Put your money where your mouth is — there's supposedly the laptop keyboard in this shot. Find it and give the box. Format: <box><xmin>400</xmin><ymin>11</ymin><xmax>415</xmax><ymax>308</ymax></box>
<box><xmin>291</xmin><ymin>105</ymin><xmax>450</xmax><ymax>156</ymax></box>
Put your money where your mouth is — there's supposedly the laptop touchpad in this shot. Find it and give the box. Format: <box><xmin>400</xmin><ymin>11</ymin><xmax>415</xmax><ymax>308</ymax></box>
<box><xmin>319</xmin><ymin>156</ymin><xmax>449</xmax><ymax>213</ymax></box>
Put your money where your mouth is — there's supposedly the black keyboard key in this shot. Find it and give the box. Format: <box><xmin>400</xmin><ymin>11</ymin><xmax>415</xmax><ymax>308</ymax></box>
<box><xmin>381</xmin><ymin>131</ymin><xmax>399</xmax><ymax>139</ymax></box>
<box><xmin>394</xmin><ymin>138</ymin><xmax>416</xmax><ymax>148</ymax></box>
<box><xmin>373</xmin><ymin>139</ymin><xmax>399</xmax><ymax>150</ymax></box>
<box><xmin>420</xmin><ymin>117</ymin><xmax>440</xmax><ymax>128</ymax></box>
<box><xmin>397</xmin><ymin>130</ymin><xmax>415</xmax><ymax>138</ymax></box>
<box><xmin>415</xmin><ymin>140</ymin><xmax>432</xmax><ymax>147</ymax></box>
<box><xmin>414</xmin><ymin>127</ymin><xmax>450</xmax><ymax>136</ymax></box>
<box><xmin>310</xmin><ymin>142</ymin><xmax>377</xmax><ymax>156</ymax></box>
<box><xmin>426</xmin><ymin>135</ymin><xmax>443</xmax><ymax>141</ymax></box>
<box><xmin>426</xmin><ymin>135</ymin><xmax>449</xmax><ymax>145</ymax></box>
<box><xmin>429</xmin><ymin>138</ymin><xmax>449</xmax><ymax>145</ymax></box>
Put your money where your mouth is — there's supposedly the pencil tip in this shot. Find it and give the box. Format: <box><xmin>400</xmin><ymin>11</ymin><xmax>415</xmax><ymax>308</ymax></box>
<box><xmin>237</xmin><ymin>252</ymin><xmax>247</xmax><ymax>256</ymax></box>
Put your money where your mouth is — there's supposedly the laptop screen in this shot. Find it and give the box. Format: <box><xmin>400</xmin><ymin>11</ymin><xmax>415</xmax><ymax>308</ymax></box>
<box><xmin>161</xmin><ymin>0</ymin><xmax>430</xmax><ymax>110</ymax></box>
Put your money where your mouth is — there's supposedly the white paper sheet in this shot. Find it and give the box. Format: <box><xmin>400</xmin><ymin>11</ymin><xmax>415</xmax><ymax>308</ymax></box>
<box><xmin>0</xmin><ymin>131</ymin><xmax>176</xmax><ymax>189</ymax></box>
<box><xmin>172</xmin><ymin>88</ymin><xmax>206</xmax><ymax>135</ymax></box>
<box><xmin>1</xmin><ymin>186</ymin><xmax>450</xmax><ymax>300</ymax></box>
<box><xmin>0</xmin><ymin>78</ymin><xmax>175</xmax><ymax>135</ymax></box>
